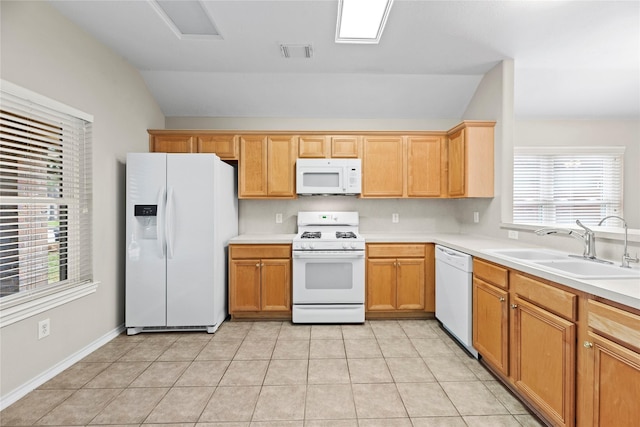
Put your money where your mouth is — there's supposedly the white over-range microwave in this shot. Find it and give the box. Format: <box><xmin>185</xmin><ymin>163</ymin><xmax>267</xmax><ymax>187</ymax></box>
<box><xmin>296</xmin><ymin>158</ymin><xmax>362</xmax><ymax>195</ymax></box>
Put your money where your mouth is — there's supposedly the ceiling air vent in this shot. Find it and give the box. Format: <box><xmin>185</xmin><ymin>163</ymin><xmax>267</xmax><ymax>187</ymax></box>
<box><xmin>279</xmin><ymin>44</ymin><xmax>313</xmax><ymax>59</ymax></box>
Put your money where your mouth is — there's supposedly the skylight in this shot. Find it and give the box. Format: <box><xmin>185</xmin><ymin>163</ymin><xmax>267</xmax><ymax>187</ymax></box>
<box><xmin>335</xmin><ymin>0</ymin><xmax>394</xmax><ymax>44</ymax></box>
<box><xmin>150</xmin><ymin>0</ymin><xmax>222</xmax><ymax>40</ymax></box>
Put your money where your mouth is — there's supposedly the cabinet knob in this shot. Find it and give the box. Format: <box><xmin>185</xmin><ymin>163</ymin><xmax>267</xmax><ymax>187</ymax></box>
<box><xmin>256</xmin><ymin>263</ymin><xmax>260</xmax><ymax>268</ymax></box>
<box><xmin>510</xmin><ymin>304</ymin><xmax>518</xmax><ymax>309</ymax></box>
<box><xmin>583</xmin><ymin>341</ymin><xmax>593</xmax><ymax>349</ymax></box>
<box><xmin>499</xmin><ymin>297</ymin><xmax>505</xmax><ymax>302</ymax></box>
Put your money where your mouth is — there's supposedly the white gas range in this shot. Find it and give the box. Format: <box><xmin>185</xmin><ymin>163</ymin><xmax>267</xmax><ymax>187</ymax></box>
<box><xmin>292</xmin><ymin>211</ymin><xmax>365</xmax><ymax>323</ymax></box>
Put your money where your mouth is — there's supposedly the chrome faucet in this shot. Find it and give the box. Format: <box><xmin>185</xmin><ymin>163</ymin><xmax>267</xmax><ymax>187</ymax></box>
<box><xmin>597</xmin><ymin>215</ymin><xmax>640</xmax><ymax>268</ymax></box>
<box><xmin>535</xmin><ymin>219</ymin><xmax>604</xmax><ymax>262</ymax></box>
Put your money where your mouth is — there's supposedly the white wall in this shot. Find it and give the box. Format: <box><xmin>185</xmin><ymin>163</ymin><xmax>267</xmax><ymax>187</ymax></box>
<box><xmin>514</xmin><ymin>119</ymin><xmax>640</xmax><ymax>229</ymax></box>
<box><xmin>0</xmin><ymin>1</ymin><xmax>164</xmax><ymax>400</ymax></box>
<box><xmin>456</xmin><ymin>60</ymin><xmax>640</xmax><ymax>259</ymax></box>
<box><xmin>456</xmin><ymin>60</ymin><xmax>514</xmax><ymax>239</ymax></box>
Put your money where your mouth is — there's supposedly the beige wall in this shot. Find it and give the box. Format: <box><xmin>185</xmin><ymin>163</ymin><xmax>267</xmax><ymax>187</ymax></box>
<box><xmin>0</xmin><ymin>1</ymin><xmax>164</xmax><ymax>399</ymax></box>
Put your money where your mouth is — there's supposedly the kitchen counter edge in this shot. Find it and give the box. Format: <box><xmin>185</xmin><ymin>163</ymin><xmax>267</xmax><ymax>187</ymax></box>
<box><xmin>229</xmin><ymin>233</ymin><xmax>640</xmax><ymax>309</ymax></box>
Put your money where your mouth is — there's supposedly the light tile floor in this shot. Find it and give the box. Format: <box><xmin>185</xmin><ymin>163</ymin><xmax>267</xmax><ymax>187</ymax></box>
<box><xmin>1</xmin><ymin>319</ymin><xmax>545</xmax><ymax>426</ymax></box>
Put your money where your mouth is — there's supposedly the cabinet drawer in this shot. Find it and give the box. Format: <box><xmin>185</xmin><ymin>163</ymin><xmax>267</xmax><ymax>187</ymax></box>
<box><xmin>588</xmin><ymin>299</ymin><xmax>640</xmax><ymax>352</ymax></box>
<box><xmin>367</xmin><ymin>244</ymin><xmax>426</xmax><ymax>258</ymax></box>
<box><xmin>473</xmin><ymin>258</ymin><xmax>508</xmax><ymax>290</ymax></box>
<box><xmin>511</xmin><ymin>272</ymin><xmax>577</xmax><ymax>321</ymax></box>
<box><xmin>230</xmin><ymin>244</ymin><xmax>291</xmax><ymax>259</ymax></box>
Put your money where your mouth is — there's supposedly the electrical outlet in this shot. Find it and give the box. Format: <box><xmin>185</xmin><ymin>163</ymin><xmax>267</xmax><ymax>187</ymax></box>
<box><xmin>392</xmin><ymin>213</ymin><xmax>399</xmax><ymax>223</ymax></box>
<box><xmin>508</xmin><ymin>230</ymin><xmax>519</xmax><ymax>240</ymax></box>
<box><xmin>275</xmin><ymin>213</ymin><xmax>283</xmax><ymax>224</ymax></box>
<box><xmin>38</xmin><ymin>318</ymin><xmax>50</xmax><ymax>339</ymax></box>
<box><xmin>473</xmin><ymin>212</ymin><xmax>480</xmax><ymax>223</ymax></box>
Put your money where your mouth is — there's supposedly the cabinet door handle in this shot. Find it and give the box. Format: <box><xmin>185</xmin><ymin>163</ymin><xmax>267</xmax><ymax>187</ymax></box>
<box><xmin>499</xmin><ymin>297</ymin><xmax>505</xmax><ymax>302</ymax></box>
<box><xmin>256</xmin><ymin>263</ymin><xmax>260</xmax><ymax>268</ymax></box>
<box><xmin>510</xmin><ymin>304</ymin><xmax>518</xmax><ymax>309</ymax></box>
<box><xmin>583</xmin><ymin>341</ymin><xmax>593</xmax><ymax>349</ymax></box>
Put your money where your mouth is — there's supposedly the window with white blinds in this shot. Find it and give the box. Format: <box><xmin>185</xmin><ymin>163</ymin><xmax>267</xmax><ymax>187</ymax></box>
<box><xmin>513</xmin><ymin>146</ymin><xmax>624</xmax><ymax>227</ymax></box>
<box><xmin>0</xmin><ymin>83</ymin><xmax>92</xmax><ymax>298</ymax></box>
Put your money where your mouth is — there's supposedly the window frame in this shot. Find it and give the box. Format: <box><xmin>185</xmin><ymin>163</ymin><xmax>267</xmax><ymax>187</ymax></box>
<box><xmin>0</xmin><ymin>80</ymin><xmax>98</xmax><ymax>328</ymax></box>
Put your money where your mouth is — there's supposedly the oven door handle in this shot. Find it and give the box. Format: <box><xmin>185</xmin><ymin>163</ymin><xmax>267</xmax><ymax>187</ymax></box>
<box><xmin>293</xmin><ymin>251</ymin><xmax>365</xmax><ymax>259</ymax></box>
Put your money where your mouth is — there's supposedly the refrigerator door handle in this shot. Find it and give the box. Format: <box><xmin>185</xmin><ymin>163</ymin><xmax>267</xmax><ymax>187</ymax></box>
<box><xmin>156</xmin><ymin>186</ymin><xmax>166</xmax><ymax>257</ymax></box>
<box><xmin>166</xmin><ymin>186</ymin><xmax>175</xmax><ymax>259</ymax></box>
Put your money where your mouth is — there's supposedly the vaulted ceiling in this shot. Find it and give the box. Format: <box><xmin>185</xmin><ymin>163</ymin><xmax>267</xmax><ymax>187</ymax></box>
<box><xmin>50</xmin><ymin>0</ymin><xmax>639</xmax><ymax>120</ymax></box>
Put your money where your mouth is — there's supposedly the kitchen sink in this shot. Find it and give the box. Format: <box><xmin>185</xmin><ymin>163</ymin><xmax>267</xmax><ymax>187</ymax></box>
<box><xmin>487</xmin><ymin>248</ymin><xmax>569</xmax><ymax>261</ymax></box>
<box><xmin>534</xmin><ymin>260</ymin><xmax>640</xmax><ymax>280</ymax></box>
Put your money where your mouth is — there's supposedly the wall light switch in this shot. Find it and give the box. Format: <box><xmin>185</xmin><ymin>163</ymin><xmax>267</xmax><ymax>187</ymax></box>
<box><xmin>508</xmin><ymin>230</ymin><xmax>519</xmax><ymax>240</ymax></box>
<box><xmin>275</xmin><ymin>213</ymin><xmax>283</xmax><ymax>224</ymax></box>
<box><xmin>473</xmin><ymin>212</ymin><xmax>480</xmax><ymax>223</ymax></box>
<box><xmin>392</xmin><ymin>213</ymin><xmax>399</xmax><ymax>223</ymax></box>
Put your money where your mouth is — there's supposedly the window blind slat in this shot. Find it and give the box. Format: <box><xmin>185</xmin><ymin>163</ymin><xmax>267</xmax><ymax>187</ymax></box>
<box><xmin>513</xmin><ymin>148</ymin><xmax>624</xmax><ymax>226</ymax></box>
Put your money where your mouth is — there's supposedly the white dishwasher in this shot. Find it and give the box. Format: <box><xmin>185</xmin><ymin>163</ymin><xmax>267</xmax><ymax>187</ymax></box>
<box><xmin>435</xmin><ymin>245</ymin><xmax>478</xmax><ymax>358</ymax></box>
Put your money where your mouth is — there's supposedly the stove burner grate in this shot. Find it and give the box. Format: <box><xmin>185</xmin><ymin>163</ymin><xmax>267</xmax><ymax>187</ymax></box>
<box><xmin>336</xmin><ymin>231</ymin><xmax>357</xmax><ymax>239</ymax></box>
<box><xmin>301</xmin><ymin>231</ymin><xmax>322</xmax><ymax>239</ymax></box>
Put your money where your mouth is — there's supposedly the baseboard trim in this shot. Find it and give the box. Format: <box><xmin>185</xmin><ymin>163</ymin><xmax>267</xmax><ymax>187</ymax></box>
<box><xmin>0</xmin><ymin>323</ymin><xmax>125</xmax><ymax>411</ymax></box>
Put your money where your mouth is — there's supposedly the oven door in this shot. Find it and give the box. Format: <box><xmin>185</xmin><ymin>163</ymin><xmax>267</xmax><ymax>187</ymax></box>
<box><xmin>292</xmin><ymin>250</ymin><xmax>365</xmax><ymax>304</ymax></box>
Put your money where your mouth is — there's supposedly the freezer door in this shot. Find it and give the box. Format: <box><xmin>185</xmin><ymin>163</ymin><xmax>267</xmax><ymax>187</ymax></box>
<box><xmin>166</xmin><ymin>154</ymin><xmax>218</xmax><ymax>326</ymax></box>
<box><xmin>126</xmin><ymin>153</ymin><xmax>167</xmax><ymax>327</ymax></box>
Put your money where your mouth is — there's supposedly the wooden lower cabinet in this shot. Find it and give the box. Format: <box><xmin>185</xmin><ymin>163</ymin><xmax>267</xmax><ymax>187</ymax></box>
<box><xmin>511</xmin><ymin>296</ymin><xmax>576</xmax><ymax>427</ymax></box>
<box><xmin>366</xmin><ymin>243</ymin><xmax>434</xmax><ymax>317</ymax></box>
<box><xmin>581</xmin><ymin>299</ymin><xmax>640</xmax><ymax>427</ymax></box>
<box><xmin>229</xmin><ymin>244</ymin><xmax>291</xmax><ymax>318</ymax></box>
<box><xmin>473</xmin><ymin>277</ymin><xmax>509</xmax><ymax>376</ymax></box>
<box><xmin>473</xmin><ymin>260</ymin><xmax>578</xmax><ymax>427</ymax></box>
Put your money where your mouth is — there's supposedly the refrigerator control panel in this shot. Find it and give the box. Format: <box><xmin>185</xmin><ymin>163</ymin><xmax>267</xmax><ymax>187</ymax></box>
<box><xmin>134</xmin><ymin>205</ymin><xmax>157</xmax><ymax>217</ymax></box>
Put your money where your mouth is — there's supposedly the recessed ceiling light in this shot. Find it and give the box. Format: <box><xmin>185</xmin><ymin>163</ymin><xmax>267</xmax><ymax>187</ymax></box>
<box><xmin>280</xmin><ymin>44</ymin><xmax>314</xmax><ymax>59</ymax></box>
<box><xmin>150</xmin><ymin>0</ymin><xmax>222</xmax><ymax>40</ymax></box>
<box><xmin>335</xmin><ymin>0</ymin><xmax>394</xmax><ymax>44</ymax></box>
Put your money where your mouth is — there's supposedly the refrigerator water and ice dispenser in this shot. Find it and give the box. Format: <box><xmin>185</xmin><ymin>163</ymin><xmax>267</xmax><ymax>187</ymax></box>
<box><xmin>133</xmin><ymin>204</ymin><xmax>158</xmax><ymax>240</ymax></box>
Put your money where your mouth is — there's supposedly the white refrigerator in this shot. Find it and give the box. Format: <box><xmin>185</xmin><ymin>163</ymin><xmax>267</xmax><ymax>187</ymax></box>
<box><xmin>125</xmin><ymin>153</ymin><xmax>237</xmax><ymax>335</ymax></box>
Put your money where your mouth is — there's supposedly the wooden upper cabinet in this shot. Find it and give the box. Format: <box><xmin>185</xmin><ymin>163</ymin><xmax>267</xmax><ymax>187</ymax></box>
<box><xmin>298</xmin><ymin>135</ymin><xmax>360</xmax><ymax>158</ymax></box>
<box><xmin>239</xmin><ymin>135</ymin><xmax>296</xmax><ymax>198</ymax></box>
<box><xmin>407</xmin><ymin>135</ymin><xmax>445</xmax><ymax>197</ymax></box>
<box><xmin>446</xmin><ymin>121</ymin><xmax>495</xmax><ymax>198</ymax></box>
<box><xmin>447</xmin><ymin>128</ymin><xmax>466</xmax><ymax>197</ymax></box>
<box><xmin>298</xmin><ymin>136</ymin><xmax>328</xmax><ymax>158</ymax></box>
<box><xmin>149</xmin><ymin>134</ymin><xmax>195</xmax><ymax>153</ymax></box>
<box><xmin>267</xmin><ymin>135</ymin><xmax>297</xmax><ymax>197</ymax></box>
<box><xmin>331</xmin><ymin>136</ymin><xmax>360</xmax><ymax>158</ymax></box>
<box><xmin>148</xmin><ymin>131</ymin><xmax>238</xmax><ymax>159</ymax></box>
<box><xmin>197</xmin><ymin>134</ymin><xmax>238</xmax><ymax>160</ymax></box>
<box><xmin>362</xmin><ymin>135</ymin><xmax>404</xmax><ymax>197</ymax></box>
<box><xmin>239</xmin><ymin>135</ymin><xmax>268</xmax><ymax>197</ymax></box>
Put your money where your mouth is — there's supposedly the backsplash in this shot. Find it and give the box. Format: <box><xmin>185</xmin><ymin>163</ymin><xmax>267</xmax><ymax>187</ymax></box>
<box><xmin>239</xmin><ymin>197</ymin><xmax>462</xmax><ymax>234</ymax></box>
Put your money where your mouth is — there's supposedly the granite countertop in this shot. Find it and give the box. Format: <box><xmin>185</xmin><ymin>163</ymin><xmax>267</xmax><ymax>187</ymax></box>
<box><xmin>229</xmin><ymin>232</ymin><xmax>640</xmax><ymax>309</ymax></box>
